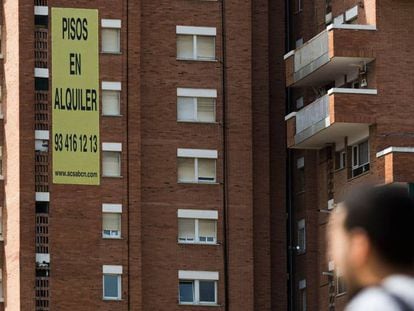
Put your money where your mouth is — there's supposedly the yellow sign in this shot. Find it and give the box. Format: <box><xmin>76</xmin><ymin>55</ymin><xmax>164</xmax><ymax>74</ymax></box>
<box><xmin>52</xmin><ymin>8</ymin><xmax>100</xmax><ymax>185</ymax></box>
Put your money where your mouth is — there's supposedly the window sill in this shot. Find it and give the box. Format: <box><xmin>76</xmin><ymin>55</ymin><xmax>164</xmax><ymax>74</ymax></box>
<box><xmin>101</xmin><ymin>51</ymin><xmax>122</xmax><ymax>55</ymax></box>
<box><xmin>102</xmin><ymin>175</ymin><xmax>123</xmax><ymax>179</ymax></box>
<box><xmin>102</xmin><ymin>236</ymin><xmax>122</xmax><ymax>240</ymax></box>
<box><xmin>0</xmin><ymin>176</ymin><xmax>4</xmax><ymax>181</ymax></box>
<box><xmin>177</xmin><ymin>181</ymin><xmax>219</xmax><ymax>185</ymax></box>
<box><xmin>334</xmin><ymin>167</ymin><xmax>346</xmax><ymax>173</ymax></box>
<box><xmin>336</xmin><ymin>292</ymin><xmax>347</xmax><ymax>298</ymax></box>
<box><xmin>177</xmin><ymin>120</ymin><xmax>218</xmax><ymax>125</ymax></box>
<box><xmin>178</xmin><ymin>241</ymin><xmax>219</xmax><ymax>246</ymax></box>
<box><xmin>176</xmin><ymin>58</ymin><xmax>218</xmax><ymax>63</ymax></box>
<box><xmin>102</xmin><ymin>114</ymin><xmax>123</xmax><ymax>117</ymax></box>
<box><xmin>348</xmin><ymin>170</ymin><xmax>370</xmax><ymax>181</ymax></box>
<box><xmin>179</xmin><ymin>303</ymin><xmax>220</xmax><ymax>307</ymax></box>
<box><xmin>103</xmin><ymin>298</ymin><xmax>122</xmax><ymax>301</ymax></box>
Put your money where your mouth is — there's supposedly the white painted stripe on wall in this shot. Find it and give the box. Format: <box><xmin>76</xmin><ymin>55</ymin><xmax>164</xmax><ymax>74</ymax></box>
<box><xmin>34</xmin><ymin>6</ymin><xmax>49</xmax><ymax>16</ymax></box>
<box><xmin>35</xmin><ymin>68</ymin><xmax>49</xmax><ymax>78</ymax></box>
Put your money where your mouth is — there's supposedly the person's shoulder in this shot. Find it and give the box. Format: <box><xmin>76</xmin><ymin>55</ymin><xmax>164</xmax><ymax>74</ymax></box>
<box><xmin>346</xmin><ymin>288</ymin><xmax>400</xmax><ymax>311</ymax></box>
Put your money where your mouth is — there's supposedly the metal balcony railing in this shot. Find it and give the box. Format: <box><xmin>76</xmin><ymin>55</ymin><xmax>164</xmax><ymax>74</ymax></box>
<box><xmin>35</xmin><ymin>91</ymin><xmax>49</xmax><ymax>131</ymax></box>
<box><xmin>34</xmin><ymin>0</ymin><xmax>48</xmax><ymax>6</ymax></box>
<box><xmin>35</xmin><ymin>152</ymin><xmax>49</xmax><ymax>192</ymax></box>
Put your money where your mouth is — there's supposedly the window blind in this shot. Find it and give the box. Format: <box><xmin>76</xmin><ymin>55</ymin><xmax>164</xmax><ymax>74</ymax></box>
<box><xmin>177</xmin><ymin>35</ymin><xmax>193</xmax><ymax>59</ymax></box>
<box><xmin>198</xmin><ymin>159</ymin><xmax>215</xmax><ymax>182</ymax></box>
<box><xmin>178</xmin><ymin>158</ymin><xmax>195</xmax><ymax>182</ymax></box>
<box><xmin>102</xmin><ymin>29</ymin><xmax>120</xmax><ymax>53</ymax></box>
<box><xmin>196</xmin><ymin>36</ymin><xmax>215</xmax><ymax>60</ymax></box>
<box><xmin>178</xmin><ymin>219</ymin><xmax>195</xmax><ymax>241</ymax></box>
<box><xmin>102</xmin><ymin>90</ymin><xmax>120</xmax><ymax>116</ymax></box>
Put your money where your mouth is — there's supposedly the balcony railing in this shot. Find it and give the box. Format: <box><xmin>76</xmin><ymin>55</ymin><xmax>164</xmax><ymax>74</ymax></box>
<box><xmin>286</xmin><ymin>88</ymin><xmax>377</xmax><ymax>149</ymax></box>
<box><xmin>285</xmin><ymin>24</ymin><xmax>376</xmax><ymax>87</ymax></box>
<box><xmin>294</xmin><ymin>30</ymin><xmax>329</xmax><ymax>79</ymax></box>
<box><xmin>296</xmin><ymin>94</ymin><xmax>329</xmax><ymax>134</ymax></box>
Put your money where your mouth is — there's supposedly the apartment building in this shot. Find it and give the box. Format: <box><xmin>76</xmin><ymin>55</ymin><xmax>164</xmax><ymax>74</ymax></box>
<box><xmin>285</xmin><ymin>0</ymin><xmax>414</xmax><ymax>310</ymax></box>
<box><xmin>1</xmin><ymin>0</ymin><xmax>287</xmax><ymax>310</ymax></box>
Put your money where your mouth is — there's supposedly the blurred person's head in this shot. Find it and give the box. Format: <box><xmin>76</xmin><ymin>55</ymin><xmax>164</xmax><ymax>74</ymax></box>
<box><xmin>328</xmin><ymin>184</ymin><xmax>414</xmax><ymax>297</ymax></box>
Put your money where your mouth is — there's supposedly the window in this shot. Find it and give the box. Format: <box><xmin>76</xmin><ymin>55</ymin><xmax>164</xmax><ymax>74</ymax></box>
<box><xmin>297</xmin><ymin>157</ymin><xmax>305</xmax><ymax>192</ymax></box>
<box><xmin>103</xmin><ymin>265</ymin><xmax>122</xmax><ymax>301</ymax></box>
<box><xmin>335</xmin><ymin>150</ymin><xmax>346</xmax><ymax>170</ymax></box>
<box><xmin>0</xmin><ymin>269</ymin><xmax>3</xmax><ymax>302</ymax></box>
<box><xmin>351</xmin><ymin>140</ymin><xmax>370</xmax><ymax>178</ymax></box>
<box><xmin>177</xmin><ymin>97</ymin><xmax>216</xmax><ymax>123</ymax></box>
<box><xmin>101</xmin><ymin>19</ymin><xmax>121</xmax><ymax>53</ymax></box>
<box><xmin>337</xmin><ymin>275</ymin><xmax>347</xmax><ymax>295</ymax></box>
<box><xmin>178</xmin><ymin>276</ymin><xmax>217</xmax><ymax>305</ymax></box>
<box><xmin>296</xmin><ymin>37</ymin><xmax>303</xmax><ymax>48</ymax></box>
<box><xmin>177</xmin><ymin>158</ymin><xmax>216</xmax><ymax>183</ymax></box>
<box><xmin>102</xmin><ymin>152</ymin><xmax>121</xmax><ymax>177</ymax></box>
<box><xmin>102</xmin><ymin>82</ymin><xmax>121</xmax><ymax>116</ymax></box>
<box><xmin>296</xmin><ymin>97</ymin><xmax>304</xmax><ymax>109</ymax></box>
<box><xmin>178</xmin><ymin>218</ymin><xmax>217</xmax><ymax>244</ymax></box>
<box><xmin>103</xmin><ymin>213</ymin><xmax>121</xmax><ymax>239</ymax></box>
<box><xmin>176</xmin><ymin>26</ymin><xmax>216</xmax><ymax>61</ymax></box>
<box><xmin>297</xmin><ymin>219</ymin><xmax>306</xmax><ymax>254</ymax></box>
<box><xmin>299</xmin><ymin>279</ymin><xmax>307</xmax><ymax>311</ymax></box>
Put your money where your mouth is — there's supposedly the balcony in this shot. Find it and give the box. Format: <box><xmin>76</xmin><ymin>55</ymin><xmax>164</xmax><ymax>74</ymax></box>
<box><xmin>285</xmin><ymin>24</ymin><xmax>376</xmax><ymax>87</ymax></box>
<box><xmin>377</xmin><ymin>147</ymin><xmax>414</xmax><ymax>184</ymax></box>
<box><xmin>286</xmin><ymin>88</ymin><xmax>377</xmax><ymax>149</ymax></box>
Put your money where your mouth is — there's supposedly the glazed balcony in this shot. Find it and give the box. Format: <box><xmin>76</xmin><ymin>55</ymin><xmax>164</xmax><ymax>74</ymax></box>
<box><xmin>285</xmin><ymin>24</ymin><xmax>376</xmax><ymax>87</ymax></box>
<box><xmin>286</xmin><ymin>88</ymin><xmax>377</xmax><ymax>149</ymax></box>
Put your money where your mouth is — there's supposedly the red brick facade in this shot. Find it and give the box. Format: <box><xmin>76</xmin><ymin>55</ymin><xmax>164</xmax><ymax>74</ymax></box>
<box><xmin>1</xmin><ymin>0</ymin><xmax>286</xmax><ymax>310</ymax></box>
<box><xmin>286</xmin><ymin>0</ymin><xmax>414</xmax><ymax>310</ymax></box>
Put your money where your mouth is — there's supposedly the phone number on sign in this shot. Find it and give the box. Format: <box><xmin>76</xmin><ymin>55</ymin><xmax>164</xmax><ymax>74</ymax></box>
<box><xmin>54</xmin><ymin>133</ymin><xmax>98</xmax><ymax>153</ymax></box>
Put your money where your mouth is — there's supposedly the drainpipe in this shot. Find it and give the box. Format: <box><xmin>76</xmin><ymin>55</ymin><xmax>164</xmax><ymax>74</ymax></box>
<box><xmin>220</xmin><ymin>0</ymin><xmax>230</xmax><ymax>310</ymax></box>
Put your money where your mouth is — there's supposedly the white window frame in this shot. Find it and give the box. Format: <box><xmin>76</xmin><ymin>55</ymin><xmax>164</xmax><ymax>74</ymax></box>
<box><xmin>102</xmin><ymin>143</ymin><xmax>122</xmax><ymax>178</ymax></box>
<box><xmin>102</xmin><ymin>204</ymin><xmax>122</xmax><ymax>239</ymax></box>
<box><xmin>178</xmin><ymin>217</ymin><xmax>217</xmax><ymax>245</ymax></box>
<box><xmin>102</xmin><ymin>82</ymin><xmax>122</xmax><ymax>116</ymax></box>
<box><xmin>177</xmin><ymin>149</ymin><xmax>218</xmax><ymax>184</ymax></box>
<box><xmin>177</xmin><ymin>88</ymin><xmax>217</xmax><ymax>123</ymax></box>
<box><xmin>299</xmin><ymin>279</ymin><xmax>307</xmax><ymax>311</ymax></box>
<box><xmin>336</xmin><ymin>150</ymin><xmax>346</xmax><ymax>170</ymax></box>
<box><xmin>178</xmin><ymin>270</ymin><xmax>218</xmax><ymax>306</ymax></box>
<box><xmin>101</xmin><ymin>19</ymin><xmax>121</xmax><ymax>54</ymax></box>
<box><xmin>176</xmin><ymin>26</ymin><xmax>216</xmax><ymax>61</ymax></box>
<box><xmin>102</xmin><ymin>265</ymin><xmax>122</xmax><ymax>301</ymax></box>
<box><xmin>297</xmin><ymin>219</ymin><xmax>306</xmax><ymax>254</ymax></box>
<box><xmin>351</xmin><ymin>140</ymin><xmax>370</xmax><ymax>177</ymax></box>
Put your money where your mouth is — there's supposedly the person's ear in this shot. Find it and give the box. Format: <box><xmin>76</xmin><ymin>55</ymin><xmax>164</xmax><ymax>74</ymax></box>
<box><xmin>348</xmin><ymin>229</ymin><xmax>371</xmax><ymax>268</ymax></box>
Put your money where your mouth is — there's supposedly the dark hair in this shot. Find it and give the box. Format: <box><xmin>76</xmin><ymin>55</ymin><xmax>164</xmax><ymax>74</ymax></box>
<box><xmin>343</xmin><ymin>184</ymin><xmax>414</xmax><ymax>269</ymax></box>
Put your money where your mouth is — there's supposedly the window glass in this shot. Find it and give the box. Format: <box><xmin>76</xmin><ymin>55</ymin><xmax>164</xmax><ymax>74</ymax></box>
<box><xmin>102</xmin><ymin>151</ymin><xmax>121</xmax><ymax>177</ymax></box>
<box><xmin>196</xmin><ymin>36</ymin><xmax>215</xmax><ymax>60</ymax></box>
<box><xmin>103</xmin><ymin>213</ymin><xmax>121</xmax><ymax>238</ymax></box>
<box><xmin>102</xmin><ymin>29</ymin><xmax>120</xmax><ymax>53</ymax></box>
<box><xmin>198</xmin><ymin>159</ymin><xmax>216</xmax><ymax>182</ymax></box>
<box><xmin>199</xmin><ymin>281</ymin><xmax>215</xmax><ymax>303</ymax></box>
<box><xmin>300</xmin><ymin>288</ymin><xmax>307</xmax><ymax>311</ymax></box>
<box><xmin>177</xmin><ymin>35</ymin><xmax>194</xmax><ymax>59</ymax></box>
<box><xmin>103</xmin><ymin>274</ymin><xmax>119</xmax><ymax>299</ymax></box>
<box><xmin>198</xmin><ymin>220</ymin><xmax>216</xmax><ymax>243</ymax></box>
<box><xmin>197</xmin><ymin>98</ymin><xmax>215</xmax><ymax>122</ymax></box>
<box><xmin>178</xmin><ymin>219</ymin><xmax>195</xmax><ymax>242</ymax></box>
<box><xmin>178</xmin><ymin>158</ymin><xmax>195</xmax><ymax>182</ymax></box>
<box><xmin>359</xmin><ymin>141</ymin><xmax>369</xmax><ymax>165</ymax></box>
<box><xmin>177</xmin><ymin>97</ymin><xmax>195</xmax><ymax>121</ymax></box>
<box><xmin>179</xmin><ymin>281</ymin><xmax>194</xmax><ymax>303</ymax></box>
<box><xmin>102</xmin><ymin>90</ymin><xmax>120</xmax><ymax>116</ymax></box>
